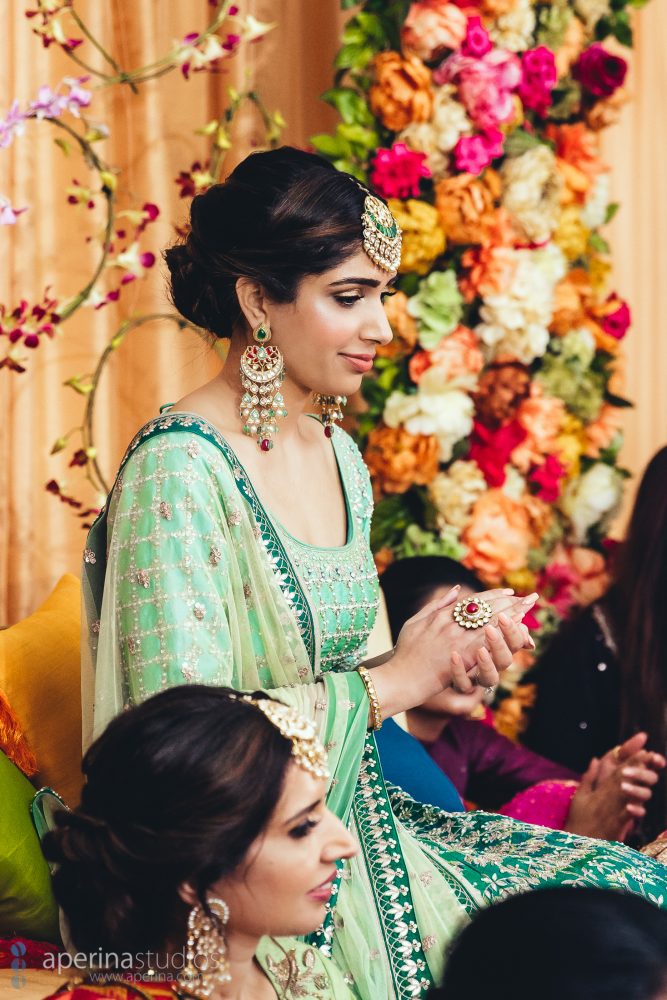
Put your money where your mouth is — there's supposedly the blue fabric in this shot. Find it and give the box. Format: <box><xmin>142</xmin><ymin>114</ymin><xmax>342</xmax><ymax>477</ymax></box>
<box><xmin>376</xmin><ymin>717</ymin><xmax>465</xmax><ymax>812</ymax></box>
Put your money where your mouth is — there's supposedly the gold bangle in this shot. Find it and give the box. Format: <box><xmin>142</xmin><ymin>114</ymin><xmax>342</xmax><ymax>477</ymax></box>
<box><xmin>357</xmin><ymin>665</ymin><xmax>383</xmax><ymax>732</ymax></box>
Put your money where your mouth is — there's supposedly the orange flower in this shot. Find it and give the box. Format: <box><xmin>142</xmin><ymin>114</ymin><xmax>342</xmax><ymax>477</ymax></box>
<box><xmin>374</xmin><ymin>546</ymin><xmax>395</xmax><ymax>575</ymax></box>
<box><xmin>569</xmin><ymin>546</ymin><xmax>610</xmax><ymax>605</ymax></box>
<box><xmin>473</xmin><ymin>362</ymin><xmax>531</xmax><ymax>427</ymax></box>
<box><xmin>512</xmin><ymin>383</ymin><xmax>566</xmax><ymax>472</ymax></box>
<box><xmin>462</xmin><ymin>489</ymin><xmax>542</xmax><ymax>584</ymax></box>
<box><xmin>585</xmin><ymin>87</ymin><xmax>629</xmax><ymax>132</ymax></box>
<box><xmin>401</xmin><ymin>1</ymin><xmax>468</xmax><ymax>63</ymax></box>
<box><xmin>378</xmin><ymin>290</ymin><xmax>419</xmax><ymax>359</ymax></box>
<box><xmin>480</xmin><ymin>0</ymin><xmax>518</xmax><ymax>16</ymax></box>
<box><xmin>369</xmin><ymin>51</ymin><xmax>433</xmax><ymax>132</ymax></box>
<box><xmin>584</xmin><ymin>403</ymin><xmax>624</xmax><ymax>458</ymax></box>
<box><xmin>550</xmin><ymin>269</ymin><xmax>593</xmax><ymax>335</ymax></box>
<box><xmin>493</xmin><ymin>682</ymin><xmax>536</xmax><ymax>740</ymax></box>
<box><xmin>435</xmin><ymin>171</ymin><xmax>501</xmax><ymax>245</ymax></box>
<box><xmin>364</xmin><ymin>425</ymin><xmax>440</xmax><ymax>496</ymax></box>
<box><xmin>555</xmin><ymin>14</ymin><xmax>585</xmax><ymax>77</ymax></box>
<box><xmin>409</xmin><ymin>324</ymin><xmax>484</xmax><ymax>384</ymax></box>
<box><xmin>460</xmin><ymin>242</ymin><xmax>517</xmax><ymax>302</ymax></box>
<box><xmin>546</xmin><ymin>122</ymin><xmax>606</xmax><ymax>204</ymax></box>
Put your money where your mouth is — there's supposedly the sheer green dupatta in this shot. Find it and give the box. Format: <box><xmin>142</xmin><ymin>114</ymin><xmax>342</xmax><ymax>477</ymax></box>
<box><xmin>81</xmin><ymin>413</ymin><xmax>367</xmax><ymax>785</ymax></box>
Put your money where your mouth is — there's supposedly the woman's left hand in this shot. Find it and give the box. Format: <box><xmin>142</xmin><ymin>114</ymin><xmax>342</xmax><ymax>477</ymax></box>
<box><xmin>450</xmin><ymin>610</ymin><xmax>536</xmax><ymax>693</ymax></box>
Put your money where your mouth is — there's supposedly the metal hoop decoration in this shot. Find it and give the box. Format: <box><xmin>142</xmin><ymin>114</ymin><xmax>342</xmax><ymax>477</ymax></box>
<box><xmin>452</xmin><ymin>597</ymin><xmax>493</xmax><ymax>630</ymax></box>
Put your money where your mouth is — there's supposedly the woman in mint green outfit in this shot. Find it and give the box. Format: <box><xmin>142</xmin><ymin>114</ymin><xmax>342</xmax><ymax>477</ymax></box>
<box><xmin>83</xmin><ymin>148</ymin><xmax>667</xmax><ymax>1000</ymax></box>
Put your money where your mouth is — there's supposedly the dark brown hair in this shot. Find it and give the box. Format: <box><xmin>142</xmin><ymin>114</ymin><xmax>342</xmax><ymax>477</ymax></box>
<box><xmin>43</xmin><ymin>686</ymin><xmax>293</xmax><ymax>956</ymax></box>
<box><xmin>608</xmin><ymin>445</ymin><xmax>667</xmax><ymax>841</ymax></box>
<box><xmin>164</xmin><ymin>146</ymin><xmax>369</xmax><ymax>340</ymax></box>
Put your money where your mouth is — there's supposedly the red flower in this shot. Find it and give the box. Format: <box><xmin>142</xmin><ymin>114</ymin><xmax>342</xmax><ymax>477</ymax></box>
<box><xmin>600</xmin><ymin>293</ymin><xmax>631</xmax><ymax>340</ymax></box>
<box><xmin>573</xmin><ymin>44</ymin><xmax>627</xmax><ymax>99</ymax></box>
<box><xmin>529</xmin><ymin>454</ymin><xmax>566</xmax><ymax>502</ymax></box>
<box><xmin>469</xmin><ymin>419</ymin><xmax>527</xmax><ymax>487</ymax></box>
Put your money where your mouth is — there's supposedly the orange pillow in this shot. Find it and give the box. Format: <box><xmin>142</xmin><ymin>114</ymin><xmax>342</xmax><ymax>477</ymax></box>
<box><xmin>0</xmin><ymin>574</ymin><xmax>83</xmax><ymax>806</ymax></box>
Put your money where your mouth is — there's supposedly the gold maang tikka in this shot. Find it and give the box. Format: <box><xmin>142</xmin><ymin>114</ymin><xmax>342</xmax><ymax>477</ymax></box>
<box><xmin>236</xmin><ymin>695</ymin><xmax>330</xmax><ymax>780</ymax></box>
<box><xmin>239</xmin><ymin>323</ymin><xmax>287</xmax><ymax>452</ymax></box>
<box><xmin>360</xmin><ymin>190</ymin><xmax>402</xmax><ymax>272</ymax></box>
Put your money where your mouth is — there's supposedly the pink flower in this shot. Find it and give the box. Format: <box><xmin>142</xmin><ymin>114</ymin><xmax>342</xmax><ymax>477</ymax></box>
<box><xmin>0</xmin><ymin>196</ymin><xmax>26</xmax><ymax>225</ymax></box>
<box><xmin>538</xmin><ymin>561</ymin><xmax>579</xmax><ymax>616</ymax></box>
<box><xmin>461</xmin><ymin>16</ymin><xmax>491</xmax><ymax>58</ymax></box>
<box><xmin>29</xmin><ymin>85</ymin><xmax>66</xmax><ymax>119</ymax></box>
<box><xmin>453</xmin><ymin>127</ymin><xmax>503</xmax><ymax>174</ymax></box>
<box><xmin>529</xmin><ymin>454</ymin><xmax>566</xmax><ymax>502</ymax></box>
<box><xmin>370</xmin><ymin>142</ymin><xmax>431</xmax><ymax>199</ymax></box>
<box><xmin>518</xmin><ymin>47</ymin><xmax>558</xmax><ymax>116</ymax></box>
<box><xmin>62</xmin><ymin>77</ymin><xmax>92</xmax><ymax>116</ymax></box>
<box><xmin>436</xmin><ymin>49</ymin><xmax>521</xmax><ymax>129</ymax></box>
<box><xmin>0</xmin><ymin>101</ymin><xmax>27</xmax><ymax>149</ymax></box>
<box><xmin>600</xmin><ymin>293</ymin><xmax>631</xmax><ymax>340</ymax></box>
<box><xmin>574</xmin><ymin>43</ymin><xmax>627</xmax><ymax>99</ymax></box>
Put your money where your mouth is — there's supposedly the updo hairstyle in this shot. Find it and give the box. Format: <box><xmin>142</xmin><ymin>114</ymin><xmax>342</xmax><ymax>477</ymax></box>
<box><xmin>43</xmin><ymin>686</ymin><xmax>293</xmax><ymax>957</ymax></box>
<box><xmin>164</xmin><ymin>146</ymin><xmax>369</xmax><ymax>339</ymax></box>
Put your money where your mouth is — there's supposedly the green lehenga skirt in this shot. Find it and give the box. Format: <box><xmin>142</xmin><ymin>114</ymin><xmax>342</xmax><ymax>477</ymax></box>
<box><xmin>82</xmin><ymin>412</ymin><xmax>667</xmax><ymax>1000</ymax></box>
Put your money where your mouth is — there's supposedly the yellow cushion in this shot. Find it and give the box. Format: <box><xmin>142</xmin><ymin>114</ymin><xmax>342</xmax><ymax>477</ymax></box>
<box><xmin>0</xmin><ymin>574</ymin><xmax>83</xmax><ymax>806</ymax></box>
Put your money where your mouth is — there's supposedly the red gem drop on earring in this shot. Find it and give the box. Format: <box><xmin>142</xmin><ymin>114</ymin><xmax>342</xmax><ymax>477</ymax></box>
<box><xmin>260</xmin><ymin>439</ymin><xmax>273</xmax><ymax>452</ymax></box>
<box><xmin>324</xmin><ymin>425</ymin><xmax>334</xmax><ymax>438</ymax></box>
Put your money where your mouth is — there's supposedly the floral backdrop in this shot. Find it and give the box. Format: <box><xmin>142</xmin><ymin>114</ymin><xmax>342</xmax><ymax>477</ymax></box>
<box><xmin>312</xmin><ymin>0</ymin><xmax>644</xmax><ymax>703</ymax></box>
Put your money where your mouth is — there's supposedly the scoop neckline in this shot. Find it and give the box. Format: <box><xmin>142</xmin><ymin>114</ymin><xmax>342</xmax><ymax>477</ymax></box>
<box><xmin>159</xmin><ymin>405</ymin><xmax>355</xmax><ymax>552</ymax></box>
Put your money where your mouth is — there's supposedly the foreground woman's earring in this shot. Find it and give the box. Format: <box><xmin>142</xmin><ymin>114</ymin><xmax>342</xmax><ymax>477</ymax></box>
<box><xmin>239</xmin><ymin>323</ymin><xmax>287</xmax><ymax>452</ymax></box>
<box><xmin>314</xmin><ymin>394</ymin><xmax>346</xmax><ymax>438</ymax></box>
<box><xmin>178</xmin><ymin>896</ymin><xmax>231</xmax><ymax>998</ymax></box>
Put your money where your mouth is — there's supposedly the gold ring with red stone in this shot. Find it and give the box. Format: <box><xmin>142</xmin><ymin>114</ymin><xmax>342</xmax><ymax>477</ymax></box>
<box><xmin>452</xmin><ymin>597</ymin><xmax>493</xmax><ymax>630</ymax></box>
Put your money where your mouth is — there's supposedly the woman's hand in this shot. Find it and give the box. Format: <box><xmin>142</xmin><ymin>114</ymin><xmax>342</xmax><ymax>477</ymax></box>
<box><xmin>369</xmin><ymin>585</ymin><xmax>538</xmax><ymax>721</ymax></box>
<box><xmin>564</xmin><ymin>733</ymin><xmax>666</xmax><ymax>841</ymax></box>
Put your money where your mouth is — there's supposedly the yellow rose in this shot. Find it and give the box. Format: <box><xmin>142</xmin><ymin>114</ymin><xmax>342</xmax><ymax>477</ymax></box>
<box><xmin>388</xmin><ymin>199</ymin><xmax>446</xmax><ymax>275</ymax></box>
<box><xmin>553</xmin><ymin>205</ymin><xmax>590</xmax><ymax>262</ymax></box>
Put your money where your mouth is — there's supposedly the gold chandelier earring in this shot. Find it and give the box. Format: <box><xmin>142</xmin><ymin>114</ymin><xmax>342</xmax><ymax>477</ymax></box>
<box><xmin>177</xmin><ymin>896</ymin><xmax>232</xmax><ymax>998</ymax></box>
<box><xmin>239</xmin><ymin>322</ymin><xmax>287</xmax><ymax>452</ymax></box>
<box><xmin>314</xmin><ymin>394</ymin><xmax>346</xmax><ymax>438</ymax></box>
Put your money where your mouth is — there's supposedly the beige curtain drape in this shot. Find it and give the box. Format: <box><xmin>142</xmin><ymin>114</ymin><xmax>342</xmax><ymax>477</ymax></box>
<box><xmin>1</xmin><ymin>1</ymin><xmax>666</xmax><ymax>623</ymax></box>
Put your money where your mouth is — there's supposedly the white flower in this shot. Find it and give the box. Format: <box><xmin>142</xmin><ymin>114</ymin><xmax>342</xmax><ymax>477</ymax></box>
<box><xmin>581</xmin><ymin>173</ymin><xmax>611</xmax><ymax>230</ymax></box>
<box><xmin>476</xmin><ymin>244</ymin><xmax>567</xmax><ymax>364</ymax></box>
<box><xmin>559</xmin><ymin>463</ymin><xmax>623</xmax><ymax>543</ymax></box>
<box><xmin>488</xmin><ymin>0</ymin><xmax>536</xmax><ymax>51</ymax></box>
<box><xmin>384</xmin><ymin>367</ymin><xmax>474</xmax><ymax>463</ymax></box>
<box><xmin>501</xmin><ymin>145</ymin><xmax>563</xmax><ymax>245</ymax></box>
<box><xmin>502</xmin><ymin>466</ymin><xmax>526</xmax><ymax>501</ymax></box>
<box><xmin>428</xmin><ymin>460</ymin><xmax>487</xmax><ymax>531</ymax></box>
<box><xmin>399</xmin><ymin>85</ymin><xmax>471</xmax><ymax>180</ymax></box>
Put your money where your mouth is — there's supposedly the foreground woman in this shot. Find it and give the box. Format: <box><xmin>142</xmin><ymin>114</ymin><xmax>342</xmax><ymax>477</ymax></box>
<box><xmin>82</xmin><ymin>147</ymin><xmax>667</xmax><ymax>1000</ymax></box>
<box><xmin>44</xmin><ymin>686</ymin><xmax>358</xmax><ymax>999</ymax></box>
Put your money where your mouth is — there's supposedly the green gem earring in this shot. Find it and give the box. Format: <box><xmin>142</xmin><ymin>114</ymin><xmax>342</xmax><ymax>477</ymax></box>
<box><xmin>239</xmin><ymin>323</ymin><xmax>287</xmax><ymax>452</ymax></box>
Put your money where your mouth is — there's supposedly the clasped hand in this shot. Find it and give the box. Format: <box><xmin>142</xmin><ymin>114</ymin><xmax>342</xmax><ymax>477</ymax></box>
<box><xmin>392</xmin><ymin>585</ymin><xmax>537</xmax><ymax>703</ymax></box>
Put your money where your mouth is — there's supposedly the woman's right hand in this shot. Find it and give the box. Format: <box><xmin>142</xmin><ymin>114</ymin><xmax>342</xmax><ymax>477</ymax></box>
<box><xmin>370</xmin><ymin>585</ymin><xmax>538</xmax><ymax>721</ymax></box>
